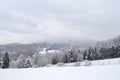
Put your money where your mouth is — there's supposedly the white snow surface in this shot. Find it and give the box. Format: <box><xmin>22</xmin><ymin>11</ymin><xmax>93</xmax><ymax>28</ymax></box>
<box><xmin>0</xmin><ymin>58</ymin><xmax>120</xmax><ymax>80</ymax></box>
<box><xmin>0</xmin><ymin>65</ymin><xmax>120</xmax><ymax>80</ymax></box>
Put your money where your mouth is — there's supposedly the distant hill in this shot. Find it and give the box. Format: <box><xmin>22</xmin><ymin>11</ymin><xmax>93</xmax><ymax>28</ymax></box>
<box><xmin>96</xmin><ymin>36</ymin><xmax>120</xmax><ymax>48</ymax></box>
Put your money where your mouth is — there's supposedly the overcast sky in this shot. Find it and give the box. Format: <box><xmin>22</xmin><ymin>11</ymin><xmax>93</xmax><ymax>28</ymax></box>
<box><xmin>0</xmin><ymin>0</ymin><xmax>120</xmax><ymax>44</ymax></box>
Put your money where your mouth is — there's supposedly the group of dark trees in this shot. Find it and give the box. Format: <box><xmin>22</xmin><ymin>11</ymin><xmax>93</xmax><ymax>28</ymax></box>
<box><xmin>1</xmin><ymin>52</ymin><xmax>9</xmax><ymax>68</ymax></box>
<box><xmin>52</xmin><ymin>45</ymin><xmax>120</xmax><ymax>65</ymax></box>
<box><xmin>83</xmin><ymin>45</ymin><xmax>120</xmax><ymax>61</ymax></box>
<box><xmin>62</xmin><ymin>51</ymin><xmax>78</xmax><ymax>63</ymax></box>
<box><xmin>51</xmin><ymin>49</ymin><xmax>83</xmax><ymax>65</ymax></box>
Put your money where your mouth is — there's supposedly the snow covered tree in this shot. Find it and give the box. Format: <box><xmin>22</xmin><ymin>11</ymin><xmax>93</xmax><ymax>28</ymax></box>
<box><xmin>33</xmin><ymin>53</ymin><xmax>48</xmax><ymax>67</ymax></box>
<box><xmin>32</xmin><ymin>53</ymin><xmax>40</xmax><ymax>67</ymax></box>
<box><xmin>13</xmin><ymin>54</ymin><xmax>26</xmax><ymax>68</ymax></box>
<box><xmin>77</xmin><ymin>53</ymin><xmax>83</xmax><ymax>62</ymax></box>
<box><xmin>2</xmin><ymin>52</ymin><xmax>9</xmax><ymax>68</ymax></box>
<box><xmin>52</xmin><ymin>54</ymin><xmax>58</xmax><ymax>65</ymax></box>
<box><xmin>24</xmin><ymin>60</ymin><xmax>32</xmax><ymax>68</ymax></box>
<box><xmin>63</xmin><ymin>54</ymin><xmax>68</xmax><ymax>63</ymax></box>
<box><xmin>68</xmin><ymin>50</ymin><xmax>77</xmax><ymax>62</ymax></box>
<box><xmin>83</xmin><ymin>50</ymin><xmax>88</xmax><ymax>60</ymax></box>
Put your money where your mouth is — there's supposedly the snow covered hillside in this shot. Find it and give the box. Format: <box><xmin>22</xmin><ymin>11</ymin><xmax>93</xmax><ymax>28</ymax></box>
<box><xmin>0</xmin><ymin>65</ymin><xmax>120</xmax><ymax>80</ymax></box>
<box><xmin>0</xmin><ymin>58</ymin><xmax>120</xmax><ymax>80</ymax></box>
<box><xmin>48</xmin><ymin>58</ymin><xmax>120</xmax><ymax>67</ymax></box>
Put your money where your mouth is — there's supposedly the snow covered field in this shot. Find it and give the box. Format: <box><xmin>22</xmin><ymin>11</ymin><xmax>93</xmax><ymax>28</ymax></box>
<box><xmin>0</xmin><ymin>58</ymin><xmax>120</xmax><ymax>80</ymax></box>
<box><xmin>0</xmin><ymin>65</ymin><xmax>120</xmax><ymax>80</ymax></box>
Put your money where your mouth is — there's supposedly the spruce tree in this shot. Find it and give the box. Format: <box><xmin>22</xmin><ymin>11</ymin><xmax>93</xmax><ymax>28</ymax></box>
<box><xmin>2</xmin><ymin>52</ymin><xmax>9</xmax><ymax>68</ymax></box>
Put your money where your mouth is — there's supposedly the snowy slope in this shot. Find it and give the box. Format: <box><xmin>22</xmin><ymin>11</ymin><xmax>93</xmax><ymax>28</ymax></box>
<box><xmin>0</xmin><ymin>58</ymin><xmax>120</xmax><ymax>80</ymax></box>
<box><xmin>48</xmin><ymin>58</ymin><xmax>120</xmax><ymax>67</ymax></box>
<box><xmin>0</xmin><ymin>65</ymin><xmax>120</xmax><ymax>80</ymax></box>
<box><xmin>89</xmin><ymin>58</ymin><xmax>120</xmax><ymax>66</ymax></box>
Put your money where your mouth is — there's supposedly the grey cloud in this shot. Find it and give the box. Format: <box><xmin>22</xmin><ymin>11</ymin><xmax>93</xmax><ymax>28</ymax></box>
<box><xmin>0</xmin><ymin>0</ymin><xmax>120</xmax><ymax>44</ymax></box>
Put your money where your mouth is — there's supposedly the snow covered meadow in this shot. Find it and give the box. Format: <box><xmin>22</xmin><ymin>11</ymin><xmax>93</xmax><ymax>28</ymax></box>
<box><xmin>0</xmin><ymin>58</ymin><xmax>120</xmax><ymax>80</ymax></box>
<box><xmin>1</xmin><ymin>66</ymin><xmax>120</xmax><ymax>80</ymax></box>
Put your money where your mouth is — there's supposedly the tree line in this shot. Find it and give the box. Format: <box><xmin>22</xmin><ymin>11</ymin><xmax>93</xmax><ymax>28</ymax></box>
<box><xmin>1</xmin><ymin>45</ymin><xmax>120</xmax><ymax>68</ymax></box>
